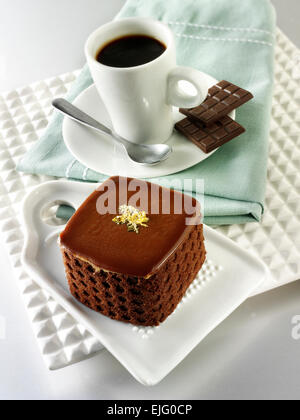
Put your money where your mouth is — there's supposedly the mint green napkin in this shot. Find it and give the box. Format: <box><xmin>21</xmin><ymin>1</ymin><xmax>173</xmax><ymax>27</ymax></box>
<box><xmin>17</xmin><ymin>0</ymin><xmax>276</xmax><ymax>225</ymax></box>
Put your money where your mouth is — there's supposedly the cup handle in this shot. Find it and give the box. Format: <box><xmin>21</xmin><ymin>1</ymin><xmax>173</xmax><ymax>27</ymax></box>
<box><xmin>166</xmin><ymin>66</ymin><xmax>209</xmax><ymax>108</ymax></box>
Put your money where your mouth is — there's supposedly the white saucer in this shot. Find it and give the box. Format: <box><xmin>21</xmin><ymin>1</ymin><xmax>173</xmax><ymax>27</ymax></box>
<box><xmin>62</xmin><ymin>78</ymin><xmax>235</xmax><ymax>178</ymax></box>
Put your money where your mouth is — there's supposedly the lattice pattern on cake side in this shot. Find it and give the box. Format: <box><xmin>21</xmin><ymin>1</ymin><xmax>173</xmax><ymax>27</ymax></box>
<box><xmin>62</xmin><ymin>225</ymin><xmax>206</xmax><ymax>327</ymax></box>
<box><xmin>0</xmin><ymin>28</ymin><xmax>299</xmax><ymax>370</ymax></box>
<box><xmin>132</xmin><ymin>258</ymin><xmax>222</xmax><ymax>339</ymax></box>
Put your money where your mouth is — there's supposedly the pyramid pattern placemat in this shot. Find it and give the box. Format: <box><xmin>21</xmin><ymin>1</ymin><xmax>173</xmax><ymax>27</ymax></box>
<box><xmin>217</xmin><ymin>29</ymin><xmax>300</xmax><ymax>292</ymax></box>
<box><xmin>0</xmin><ymin>28</ymin><xmax>299</xmax><ymax>370</ymax></box>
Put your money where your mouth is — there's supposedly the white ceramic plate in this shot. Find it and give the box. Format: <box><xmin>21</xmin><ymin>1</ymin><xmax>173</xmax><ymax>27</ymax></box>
<box><xmin>21</xmin><ymin>180</ymin><xmax>268</xmax><ymax>385</ymax></box>
<box><xmin>62</xmin><ymin>77</ymin><xmax>235</xmax><ymax>179</ymax></box>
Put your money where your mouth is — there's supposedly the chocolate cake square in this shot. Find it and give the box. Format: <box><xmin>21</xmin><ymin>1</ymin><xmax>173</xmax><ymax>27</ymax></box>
<box><xmin>60</xmin><ymin>176</ymin><xmax>206</xmax><ymax>326</ymax></box>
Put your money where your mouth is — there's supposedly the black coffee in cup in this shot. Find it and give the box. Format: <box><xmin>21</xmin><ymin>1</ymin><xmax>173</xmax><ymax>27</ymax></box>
<box><xmin>96</xmin><ymin>35</ymin><xmax>166</xmax><ymax>68</ymax></box>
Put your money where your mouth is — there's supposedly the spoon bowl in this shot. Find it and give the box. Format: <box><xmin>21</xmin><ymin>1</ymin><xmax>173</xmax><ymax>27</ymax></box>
<box><xmin>122</xmin><ymin>142</ymin><xmax>172</xmax><ymax>165</ymax></box>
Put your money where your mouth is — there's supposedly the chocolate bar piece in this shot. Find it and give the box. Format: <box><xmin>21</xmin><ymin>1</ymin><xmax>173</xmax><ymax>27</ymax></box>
<box><xmin>180</xmin><ymin>80</ymin><xmax>253</xmax><ymax>125</ymax></box>
<box><xmin>175</xmin><ymin>115</ymin><xmax>245</xmax><ymax>153</ymax></box>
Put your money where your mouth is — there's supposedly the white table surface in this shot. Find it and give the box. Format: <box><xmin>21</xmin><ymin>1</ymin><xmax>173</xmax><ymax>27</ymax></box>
<box><xmin>0</xmin><ymin>0</ymin><xmax>300</xmax><ymax>400</ymax></box>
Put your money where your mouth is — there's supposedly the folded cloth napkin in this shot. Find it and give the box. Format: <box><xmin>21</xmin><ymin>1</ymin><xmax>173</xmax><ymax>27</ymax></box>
<box><xmin>17</xmin><ymin>0</ymin><xmax>276</xmax><ymax>225</ymax></box>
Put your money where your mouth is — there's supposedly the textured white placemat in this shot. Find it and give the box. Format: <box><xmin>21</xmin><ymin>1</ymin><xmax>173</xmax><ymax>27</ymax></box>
<box><xmin>0</xmin><ymin>28</ymin><xmax>299</xmax><ymax>370</ymax></box>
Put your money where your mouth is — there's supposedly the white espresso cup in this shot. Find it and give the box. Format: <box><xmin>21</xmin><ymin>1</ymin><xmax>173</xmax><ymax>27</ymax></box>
<box><xmin>85</xmin><ymin>17</ymin><xmax>209</xmax><ymax>144</ymax></box>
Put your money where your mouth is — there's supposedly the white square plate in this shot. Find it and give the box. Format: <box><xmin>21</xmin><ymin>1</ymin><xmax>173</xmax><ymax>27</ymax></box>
<box><xmin>21</xmin><ymin>180</ymin><xmax>269</xmax><ymax>385</ymax></box>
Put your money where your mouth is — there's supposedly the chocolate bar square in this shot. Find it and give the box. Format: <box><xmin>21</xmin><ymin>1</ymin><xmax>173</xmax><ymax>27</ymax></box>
<box><xmin>180</xmin><ymin>80</ymin><xmax>253</xmax><ymax>125</ymax></box>
<box><xmin>175</xmin><ymin>115</ymin><xmax>245</xmax><ymax>153</ymax></box>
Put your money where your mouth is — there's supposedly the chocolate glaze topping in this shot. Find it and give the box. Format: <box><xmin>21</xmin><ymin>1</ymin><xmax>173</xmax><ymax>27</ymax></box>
<box><xmin>60</xmin><ymin>176</ymin><xmax>200</xmax><ymax>277</ymax></box>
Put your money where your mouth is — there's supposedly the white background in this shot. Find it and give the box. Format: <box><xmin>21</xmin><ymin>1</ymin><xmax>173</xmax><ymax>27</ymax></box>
<box><xmin>0</xmin><ymin>0</ymin><xmax>300</xmax><ymax>400</ymax></box>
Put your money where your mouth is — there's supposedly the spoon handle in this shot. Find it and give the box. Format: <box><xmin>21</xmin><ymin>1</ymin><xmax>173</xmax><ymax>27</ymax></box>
<box><xmin>52</xmin><ymin>98</ymin><xmax>113</xmax><ymax>137</ymax></box>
